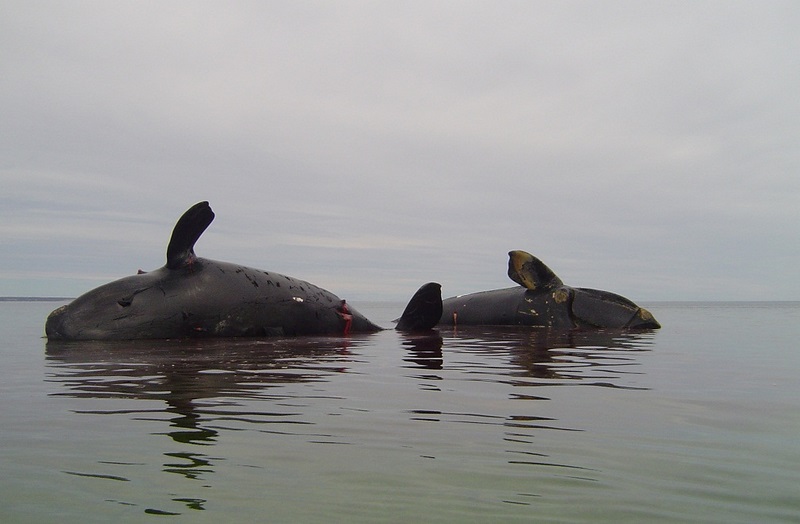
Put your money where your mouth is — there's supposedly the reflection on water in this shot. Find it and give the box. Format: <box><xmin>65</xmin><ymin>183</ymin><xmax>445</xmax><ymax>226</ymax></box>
<box><xmin>404</xmin><ymin>326</ymin><xmax>654</xmax><ymax>386</ymax></box>
<box><xmin>400</xmin><ymin>332</ymin><xmax>444</xmax><ymax>369</ymax></box>
<box><xmin>46</xmin><ymin>336</ymin><xmax>361</xmax><ymax>514</ymax></box>
<box><xmin>45</xmin><ymin>328</ymin><xmax>655</xmax><ymax>517</ymax></box>
<box><xmin>396</xmin><ymin>327</ymin><xmax>656</xmax><ymax>505</ymax></box>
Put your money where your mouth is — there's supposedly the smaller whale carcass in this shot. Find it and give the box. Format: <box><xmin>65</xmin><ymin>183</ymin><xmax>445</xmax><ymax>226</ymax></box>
<box><xmin>45</xmin><ymin>202</ymin><xmax>442</xmax><ymax>340</ymax></box>
<box><xmin>439</xmin><ymin>250</ymin><xmax>660</xmax><ymax>330</ymax></box>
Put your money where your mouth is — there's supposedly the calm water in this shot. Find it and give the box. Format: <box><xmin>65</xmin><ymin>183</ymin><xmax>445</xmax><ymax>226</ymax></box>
<box><xmin>1</xmin><ymin>300</ymin><xmax>799</xmax><ymax>523</ymax></box>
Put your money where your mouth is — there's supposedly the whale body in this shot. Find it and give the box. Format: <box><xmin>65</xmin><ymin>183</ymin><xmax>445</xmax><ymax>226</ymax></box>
<box><xmin>439</xmin><ymin>250</ymin><xmax>660</xmax><ymax>330</ymax></box>
<box><xmin>46</xmin><ymin>202</ymin><xmax>441</xmax><ymax>340</ymax></box>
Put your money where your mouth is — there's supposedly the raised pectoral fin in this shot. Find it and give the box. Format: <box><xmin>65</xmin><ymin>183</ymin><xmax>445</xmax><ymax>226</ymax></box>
<box><xmin>507</xmin><ymin>250</ymin><xmax>563</xmax><ymax>290</ymax></box>
<box><xmin>166</xmin><ymin>201</ymin><xmax>215</xmax><ymax>269</ymax></box>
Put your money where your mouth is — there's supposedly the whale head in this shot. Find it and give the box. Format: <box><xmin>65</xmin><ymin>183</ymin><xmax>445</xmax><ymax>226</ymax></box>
<box><xmin>45</xmin><ymin>269</ymin><xmax>181</xmax><ymax>340</ymax></box>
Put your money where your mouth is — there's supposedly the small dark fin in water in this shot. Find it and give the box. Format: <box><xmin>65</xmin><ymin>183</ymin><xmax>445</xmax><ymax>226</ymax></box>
<box><xmin>507</xmin><ymin>250</ymin><xmax>563</xmax><ymax>291</ymax></box>
<box><xmin>395</xmin><ymin>282</ymin><xmax>443</xmax><ymax>331</ymax></box>
<box><xmin>166</xmin><ymin>201</ymin><xmax>215</xmax><ymax>269</ymax></box>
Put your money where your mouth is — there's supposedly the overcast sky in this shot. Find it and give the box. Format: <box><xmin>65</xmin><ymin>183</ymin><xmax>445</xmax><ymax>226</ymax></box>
<box><xmin>2</xmin><ymin>1</ymin><xmax>798</xmax><ymax>302</ymax></box>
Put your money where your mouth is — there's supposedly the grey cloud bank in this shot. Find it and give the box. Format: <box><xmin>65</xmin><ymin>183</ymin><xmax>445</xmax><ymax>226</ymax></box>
<box><xmin>1</xmin><ymin>1</ymin><xmax>798</xmax><ymax>301</ymax></box>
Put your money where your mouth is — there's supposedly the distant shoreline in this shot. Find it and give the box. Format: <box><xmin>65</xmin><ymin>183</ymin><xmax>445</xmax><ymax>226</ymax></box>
<box><xmin>0</xmin><ymin>297</ymin><xmax>74</xmax><ymax>302</ymax></box>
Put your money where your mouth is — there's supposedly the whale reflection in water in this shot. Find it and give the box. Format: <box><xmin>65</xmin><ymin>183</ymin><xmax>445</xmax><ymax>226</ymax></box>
<box><xmin>46</xmin><ymin>327</ymin><xmax>656</xmax><ymax>512</ymax></box>
<box><xmin>402</xmin><ymin>326</ymin><xmax>655</xmax><ymax>387</ymax></box>
<box><xmin>46</xmin><ymin>337</ymin><xmax>360</xmax><ymax>449</ymax></box>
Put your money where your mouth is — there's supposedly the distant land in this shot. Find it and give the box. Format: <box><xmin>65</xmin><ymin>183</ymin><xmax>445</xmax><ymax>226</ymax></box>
<box><xmin>0</xmin><ymin>297</ymin><xmax>73</xmax><ymax>302</ymax></box>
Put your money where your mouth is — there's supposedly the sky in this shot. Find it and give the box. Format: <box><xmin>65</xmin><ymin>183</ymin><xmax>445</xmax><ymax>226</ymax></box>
<box><xmin>2</xmin><ymin>1</ymin><xmax>798</xmax><ymax>302</ymax></box>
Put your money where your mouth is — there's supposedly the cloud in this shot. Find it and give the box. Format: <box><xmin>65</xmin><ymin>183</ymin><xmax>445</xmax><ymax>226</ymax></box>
<box><xmin>1</xmin><ymin>1</ymin><xmax>799</xmax><ymax>300</ymax></box>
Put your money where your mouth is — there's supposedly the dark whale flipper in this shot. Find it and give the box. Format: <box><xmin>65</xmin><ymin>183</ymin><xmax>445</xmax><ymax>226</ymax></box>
<box><xmin>507</xmin><ymin>250</ymin><xmax>563</xmax><ymax>291</ymax></box>
<box><xmin>571</xmin><ymin>288</ymin><xmax>661</xmax><ymax>329</ymax></box>
<box><xmin>395</xmin><ymin>282</ymin><xmax>443</xmax><ymax>331</ymax></box>
<box><xmin>166</xmin><ymin>201</ymin><xmax>215</xmax><ymax>269</ymax></box>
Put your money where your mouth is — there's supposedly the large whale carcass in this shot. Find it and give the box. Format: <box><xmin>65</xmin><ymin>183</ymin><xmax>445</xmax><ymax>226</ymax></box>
<box><xmin>439</xmin><ymin>250</ymin><xmax>660</xmax><ymax>329</ymax></box>
<box><xmin>46</xmin><ymin>202</ymin><xmax>442</xmax><ymax>340</ymax></box>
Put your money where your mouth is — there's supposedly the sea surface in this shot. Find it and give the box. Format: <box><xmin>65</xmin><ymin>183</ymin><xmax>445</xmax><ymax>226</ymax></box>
<box><xmin>1</xmin><ymin>300</ymin><xmax>799</xmax><ymax>523</ymax></box>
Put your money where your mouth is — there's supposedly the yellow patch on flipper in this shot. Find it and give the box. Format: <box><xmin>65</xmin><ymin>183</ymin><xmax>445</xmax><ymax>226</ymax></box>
<box><xmin>638</xmin><ymin>308</ymin><xmax>655</xmax><ymax>321</ymax></box>
<box><xmin>508</xmin><ymin>250</ymin><xmax>538</xmax><ymax>290</ymax></box>
<box><xmin>553</xmin><ymin>289</ymin><xmax>569</xmax><ymax>303</ymax></box>
<box><xmin>507</xmin><ymin>250</ymin><xmax>563</xmax><ymax>291</ymax></box>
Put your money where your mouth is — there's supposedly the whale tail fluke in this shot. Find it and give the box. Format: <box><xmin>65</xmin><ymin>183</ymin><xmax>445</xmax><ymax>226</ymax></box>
<box><xmin>395</xmin><ymin>282</ymin><xmax>443</xmax><ymax>332</ymax></box>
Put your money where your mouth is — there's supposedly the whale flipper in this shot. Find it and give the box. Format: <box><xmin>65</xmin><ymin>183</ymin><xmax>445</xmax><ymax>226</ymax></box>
<box><xmin>166</xmin><ymin>201</ymin><xmax>215</xmax><ymax>269</ymax></box>
<box><xmin>571</xmin><ymin>288</ymin><xmax>660</xmax><ymax>329</ymax></box>
<box><xmin>507</xmin><ymin>250</ymin><xmax>563</xmax><ymax>291</ymax></box>
<box><xmin>395</xmin><ymin>282</ymin><xmax>443</xmax><ymax>331</ymax></box>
